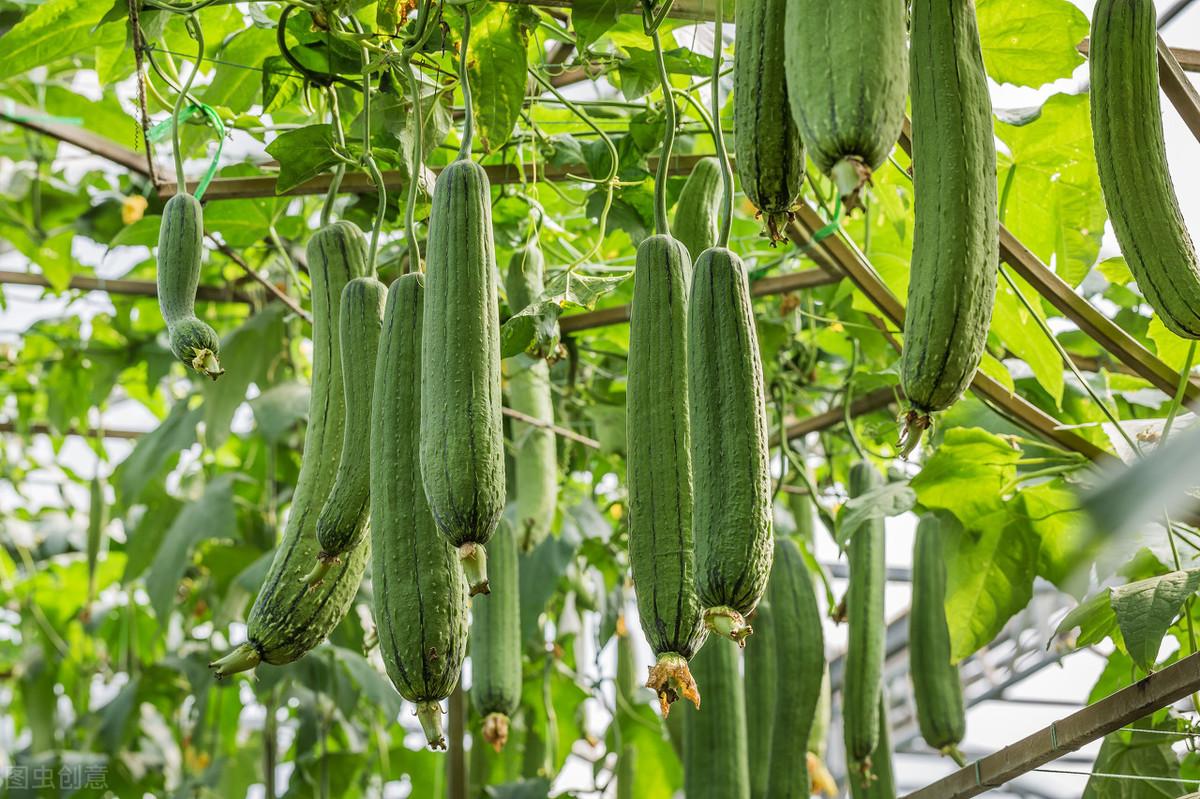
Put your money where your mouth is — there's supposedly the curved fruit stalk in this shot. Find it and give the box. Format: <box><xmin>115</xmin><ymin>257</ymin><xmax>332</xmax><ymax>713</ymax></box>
<box><xmin>689</xmin><ymin>247</ymin><xmax>773</xmax><ymax>645</ymax></box>
<box><xmin>743</xmin><ymin>600</ymin><xmax>776</xmax><ymax>799</ymax></box>
<box><xmin>910</xmin><ymin>514</ymin><xmax>966</xmax><ymax>761</ymax></box>
<box><xmin>505</xmin><ymin>244</ymin><xmax>558</xmax><ymax>552</ymax></box>
<box><xmin>371</xmin><ymin>274</ymin><xmax>469</xmax><ymax>749</ymax></box>
<box><xmin>470</xmin><ymin>517</ymin><xmax>522</xmax><ymax>751</ymax></box>
<box><xmin>307</xmin><ymin>276</ymin><xmax>387</xmax><ymax>585</ymax></box>
<box><xmin>627</xmin><ymin>234</ymin><xmax>707</xmax><ymax>714</ymax></box>
<box><xmin>420</xmin><ymin>159</ymin><xmax>505</xmax><ymax>596</ymax></box>
<box><xmin>156</xmin><ymin>193</ymin><xmax>223</xmax><ymax>379</ymax></box>
<box><xmin>764</xmin><ymin>537</ymin><xmax>826</xmax><ymax>798</ymax></box>
<box><xmin>673</xmin><ymin>157</ymin><xmax>723</xmax><ymax>260</ymax></box>
<box><xmin>1091</xmin><ymin>0</ymin><xmax>1200</xmax><ymax>339</ymax></box>
<box><xmin>843</xmin><ymin>460</ymin><xmax>887</xmax><ymax>767</ymax></box>
<box><xmin>209</xmin><ymin>221</ymin><xmax>371</xmax><ymax>677</ymax></box>
<box><xmin>783</xmin><ymin>0</ymin><xmax>908</xmax><ymax>210</ymax></box>
<box><xmin>681</xmin><ymin>636</ymin><xmax>750</xmax><ymax>799</ymax></box>
<box><xmin>901</xmin><ymin>0</ymin><xmax>998</xmax><ymax>454</ymax></box>
<box><xmin>733</xmin><ymin>0</ymin><xmax>805</xmax><ymax>241</ymax></box>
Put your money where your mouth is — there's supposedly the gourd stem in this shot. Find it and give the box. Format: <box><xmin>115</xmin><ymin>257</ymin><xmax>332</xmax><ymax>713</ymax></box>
<box><xmin>711</xmin><ymin>0</ymin><xmax>733</xmax><ymax>247</ymax></box>
<box><xmin>321</xmin><ymin>85</ymin><xmax>347</xmax><ymax>227</ymax></box>
<box><xmin>402</xmin><ymin>58</ymin><xmax>424</xmax><ymax>273</ymax></box>
<box><xmin>649</xmin><ymin>28</ymin><xmax>674</xmax><ymax>237</ymax></box>
<box><xmin>171</xmin><ymin>15</ymin><xmax>204</xmax><ymax>192</ymax></box>
<box><xmin>456</xmin><ymin>12</ymin><xmax>474</xmax><ymax>162</ymax></box>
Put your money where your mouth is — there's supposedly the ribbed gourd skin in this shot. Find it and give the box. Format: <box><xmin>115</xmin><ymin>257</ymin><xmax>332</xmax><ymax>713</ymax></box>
<box><xmin>234</xmin><ymin>221</ymin><xmax>371</xmax><ymax>666</ymax></box>
<box><xmin>420</xmin><ymin>160</ymin><xmax>505</xmax><ymax>559</ymax></box>
<box><xmin>783</xmin><ymin>0</ymin><xmax>908</xmax><ymax>196</ymax></box>
<box><xmin>315</xmin><ymin>277</ymin><xmax>387</xmax><ymax>561</ymax></box>
<box><xmin>505</xmin><ymin>245</ymin><xmax>558</xmax><ymax>552</ymax></box>
<box><xmin>626</xmin><ymin>235</ymin><xmax>707</xmax><ymax>664</ymax></box>
<box><xmin>743</xmin><ymin>599</ymin><xmax>776</xmax><ymax>799</ymax></box>
<box><xmin>843</xmin><ymin>460</ymin><xmax>887</xmax><ymax>766</ymax></box>
<box><xmin>615</xmin><ymin>623</ymin><xmax>638</xmax><ymax>799</ymax></box>
<box><xmin>849</xmin><ymin>694</ymin><xmax>897</xmax><ymax>799</ymax></box>
<box><xmin>911</xmin><ymin>514</ymin><xmax>966</xmax><ymax>752</ymax></box>
<box><xmin>734</xmin><ymin>0</ymin><xmax>805</xmax><ymax>237</ymax></box>
<box><xmin>157</xmin><ymin>193</ymin><xmax>223</xmax><ymax>378</ymax></box>
<box><xmin>371</xmin><ymin>274</ymin><xmax>469</xmax><ymax>740</ymax></box>
<box><xmin>764</xmin><ymin>537</ymin><xmax>825</xmax><ymax>799</ymax></box>
<box><xmin>688</xmin><ymin>248</ymin><xmax>773</xmax><ymax>626</ymax></box>
<box><xmin>901</xmin><ymin>0</ymin><xmax>998</xmax><ymax>415</ymax></box>
<box><xmin>673</xmin><ymin>157</ymin><xmax>723</xmax><ymax>260</ymax></box>
<box><xmin>681</xmin><ymin>637</ymin><xmax>751</xmax><ymax>799</ymax></box>
<box><xmin>469</xmin><ymin>517</ymin><xmax>522</xmax><ymax>750</ymax></box>
<box><xmin>1091</xmin><ymin>0</ymin><xmax>1200</xmax><ymax>338</ymax></box>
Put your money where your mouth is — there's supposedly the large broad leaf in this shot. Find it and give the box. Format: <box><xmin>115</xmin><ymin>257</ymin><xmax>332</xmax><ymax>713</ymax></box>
<box><xmin>1020</xmin><ymin>479</ymin><xmax>1090</xmax><ymax>592</ymax></box>
<box><xmin>990</xmin><ymin>272</ymin><xmax>1064</xmax><ymax>407</ymax></box>
<box><xmin>1083</xmin><ymin>723</ymin><xmax>1192</xmax><ymax>799</ymax></box>
<box><xmin>250</xmin><ymin>381</ymin><xmax>310</xmax><ymax>444</ymax></box>
<box><xmin>501</xmin><ymin>271</ymin><xmax>629</xmax><ymax>358</ymax></box>
<box><xmin>467</xmin><ymin>4</ymin><xmax>535</xmax><ymax>153</ymax></box>
<box><xmin>976</xmin><ymin>0</ymin><xmax>1088</xmax><ymax>88</ymax></box>
<box><xmin>0</xmin><ymin>0</ymin><xmax>121</xmax><ymax>80</ymax></box>
<box><xmin>996</xmin><ymin>93</ymin><xmax>1107</xmax><ymax>287</ymax></box>
<box><xmin>145</xmin><ymin>474</ymin><xmax>236</xmax><ymax>623</ymax></box>
<box><xmin>911</xmin><ymin>427</ymin><xmax>1021</xmax><ymax>524</ymax></box>
<box><xmin>572</xmin><ymin>0</ymin><xmax>621</xmax><ymax>52</ymax></box>
<box><xmin>264</xmin><ymin>124</ymin><xmax>341</xmax><ymax>194</ymax></box>
<box><xmin>1054</xmin><ymin>588</ymin><xmax>1118</xmax><ymax>649</ymax></box>
<box><xmin>201</xmin><ymin>305</ymin><xmax>286</xmax><ymax>448</ymax></box>
<box><xmin>942</xmin><ymin>507</ymin><xmax>1039</xmax><ymax>663</ymax></box>
<box><xmin>203</xmin><ymin>27</ymin><xmax>276</xmax><ymax>113</ymax></box>
<box><xmin>1110</xmin><ymin>570</ymin><xmax>1200</xmax><ymax>672</ymax></box>
<box><xmin>834</xmin><ymin>481</ymin><xmax>915</xmax><ymax>550</ymax></box>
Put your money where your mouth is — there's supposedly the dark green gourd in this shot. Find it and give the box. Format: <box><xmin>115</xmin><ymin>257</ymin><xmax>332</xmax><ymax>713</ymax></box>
<box><xmin>469</xmin><ymin>517</ymin><xmax>522</xmax><ymax>751</ymax></box>
<box><xmin>682</xmin><ymin>636</ymin><xmax>750</xmax><ymax>799</ymax></box>
<box><xmin>157</xmin><ymin>193</ymin><xmax>223</xmax><ymax>379</ymax></box>
<box><xmin>673</xmin><ymin>157</ymin><xmax>723</xmax><ymax>260</ymax></box>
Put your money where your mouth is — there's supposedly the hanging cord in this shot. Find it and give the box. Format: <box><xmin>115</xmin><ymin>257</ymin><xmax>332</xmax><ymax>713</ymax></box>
<box><xmin>710</xmin><ymin>0</ymin><xmax>733</xmax><ymax>247</ymax></box>
<box><xmin>341</xmin><ymin>14</ymin><xmax>387</xmax><ymax>274</ymax></box>
<box><xmin>397</xmin><ymin>0</ymin><xmax>442</xmax><ymax>272</ymax></box>
<box><xmin>171</xmin><ymin>15</ymin><xmax>205</xmax><ymax>191</ymax></box>
<box><xmin>456</xmin><ymin>11</ymin><xmax>475</xmax><ymax>162</ymax></box>
<box><xmin>126</xmin><ymin>0</ymin><xmax>158</xmax><ymax>185</ymax></box>
<box><xmin>320</xmin><ymin>85</ymin><xmax>347</xmax><ymax>228</ymax></box>
<box><xmin>647</xmin><ymin>23</ymin><xmax>675</xmax><ymax>236</ymax></box>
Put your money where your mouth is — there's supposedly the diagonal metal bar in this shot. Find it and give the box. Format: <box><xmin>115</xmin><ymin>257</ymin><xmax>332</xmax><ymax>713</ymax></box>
<box><xmin>1157</xmin><ymin>34</ymin><xmax>1200</xmax><ymax>143</ymax></box>
<box><xmin>785</xmin><ymin>207</ymin><xmax>1114</xmax><ymax>462</ymax></box>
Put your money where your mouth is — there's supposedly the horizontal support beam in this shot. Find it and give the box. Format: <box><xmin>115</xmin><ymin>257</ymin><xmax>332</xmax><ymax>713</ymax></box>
<box><xmin>559</xmin><ymin>266</ymin><xmax>841</xmax><ymax>334</ymax></box>
<box><xmin>0</xmin><ymin>101</ymin><xmax>153</xmax><ymax>178</ymax></box>
<box><xmin>503</xmin><ymin>0</ymin><xmax>732</xmax><ymax>22</ymax></box>
<box><xmin>902</xmin><ymin>652</ymin><xmax>1200</xmax><ymax>799</ymax></box>
<box><xmin>0</xmin><ymin>269</ymin><xmax>251</xmax><ymax>304</ymax></box>
<box><xmin>0</xmin><ymin>420</ymin><xmax>141</xmax><ymax>440</ymax></box>
<box><xmin>159</xmin><ymin>153</ymin><xmax>719</xmax><ymax>201</ymax></box>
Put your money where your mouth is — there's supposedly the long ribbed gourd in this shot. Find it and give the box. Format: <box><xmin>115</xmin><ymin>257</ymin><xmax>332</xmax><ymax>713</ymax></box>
<box><xmin>783</xmin><ymin>0</ymin><xmax>908</xmax><ymax>209</ymax></box>
<box><xmin>1091</xmin><ymin>0</ymin><xmax>1200</xmax><ymax>338</ymax></box>
<box><xmin>901</xmin><ymin>0</ymin><xmax>998</xmax><ymax>454</ymax></box>
<box><xmin>156</xmin><ymin>193</ymin><xmax>223</xmax><ymax>379</ymax></box>
<box><xmin>505</xmin><ymin>244</ymin><xmax>558</xmax><ymax>552</ymax></box>
<box><xmin>744</xmin><ymin>599</ymin><xmax>776</xmax><ymax>799</ymax></box>
<box><xmin>615</xmin><ymin>607</ymin><xmax>638</xmax><ymax>799</ymax></box>
<box><xmin>626</xmin><ymin>234</ymin><xmax>707</xmax><ymax>714</ymax></box>
<box><xmin>911</xmin><ymin>514</ymin><xmax>966</xmax><ymax>760</ymax></box>
<box><xmin>420</xmin><ymin>159</ymin><xmax>505</xmax><ymax>595</ymax></box>
<box><xmin>733</xmin><ymin>0</ymin><xmax>805</xmax><ymax>241</ymax></box>
<box><xmin>849</xmin><ymin>694</ymin><xmax>897</xmax><ymax>799</ymax></box>
<box><xmin>764</xmin><ymin>537</ymin><xmax>825</xmax><ymax>799</ymax></box>
<box><xmin>307</xmin><ymin>277</ymin><xmax>387</xmax><ymax>585</ymax></box>
<box><xmin>689</xmin><ymin>248</ymin><xmax>773</xmax><ymax>644</ymax></box>
<box><xmin>371</xmin><ymin>274</ymin><xmax>469</xmax><ymax>749</ymax></box>
<box><xmin>673</xmin><ymin>157</ymin><xmax>723</xmax><ymax>260</ymax></box>
<box><xmin>843</xmin><ymin>460</ymin><xmax>887</xmax><ymax>770</ymax></box>
<box><xmin>682</xmin><ymin>636</ymin><xmax>750</xmax><ymax>799</ymax></box>
<box><xmin>210</xmin><ymin>221</ymin><xmax>371</xmax><ymax>676</ymax></box>
<box><xmin>470</xmin><ymin>517</ymin><xmax>522</xmax><ymax>751</ymax></box>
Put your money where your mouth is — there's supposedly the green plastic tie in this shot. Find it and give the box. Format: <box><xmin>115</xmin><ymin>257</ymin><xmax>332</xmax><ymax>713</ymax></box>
<box><xmin>147</xmin><ymin>102</ymin><xmax>225</xmax><ymax>199</ymax></box>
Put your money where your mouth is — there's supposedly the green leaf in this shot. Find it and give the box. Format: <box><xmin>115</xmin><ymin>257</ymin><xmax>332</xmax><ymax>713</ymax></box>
<box><xmin>976</xmin><ymin>0</ymin><xmax>1088</xmax><ymax>88</ymax></box>
<box><xmin>332</xmin><ymin>647</ymin><xmax>403</xmax><ymax>720</ymax></box>
<box><xmin>0</xmin><ymin>0</ymin><xmax>118</xmax><ymax>80</ymax></box>
<box><xmin>1083</xmin><ymin>724</ymin><xmax>1192</xmax><ymax>799</ymax></box>
<box><xmin>202</xmin><ymin>305</ymin><xmax>285</xmax><ymax>447</ymax></box>
<box><xmin>990</xmin><ymin>273</ymin><xmax>1064</xmax><ymax>406</ymax></box>
<box><xmin>109</xmin><ymin>216</ymin><xmax>163</xmax><ymax>249</ymax></box>
<box><xmin>616</xmin><ymin>47</ymin><xmax>713</xmax><ymax>100</ymax></box>
<box><xmin>145</xmin><ymin>474</ymin><xmax>236</xmax><ymax>623</ymax></box>
<box><xmin>264</xmin><ymin>124</ymin><xmax>341</xmax><ymax>194</ymax></box>
<box><xmin>97</xmin><ymin>675</ymin><xmax>141</xmax><ymax>754</ymax></box>
<box><xmin>572</xmin><ymin>0</ymin><xmax>621</xmax><ymax>52</ymax></box>
<box><xmin>262</xmin><ymin>55</ymin><xmax>303</xmax><ymax>114</ymax></box>
<box><xmin>1020</xmin><ymin>479</ymin><xmax>1089</xmax><ymax>591</ymax></box>
<box><xmin>911</xmin><ymin>427</ymin><xmax>1021</xmax><ymax>524</ymax></box>
<box><xmin>467</xmin><ymin>4</ymin><xmax>534</xmax><ymax>153</ymax></box>
<box><xmin>113</xmin><ymin>400</ymin><xmax>202</xmax><ymax>508</ymax></box>
<box><xmin>31</xmin><ymin>229</ymin><xmax>76</xmax><ymax>293</ymax></box>
<box><xmin>1054</xmin><ymin>588</ymin><xmax>1117</xmax><ymax>648</ymax></box>
<box><xmin>942</xmin><ymin>506</ymin><xmax>1039</xmax><ymax>662</ymax></box>
<box><xmin>204</xmin><ymin>28</ymin><xmax>276</xmax><ymax>113</ymax></box>
<box><xmin>1147</xmin><ymin>315</ymin><xmax>1195</xmax><ymax>373</ymax></box>
<box><xmin>250</xmin><ymin>381</ymin><xmax>310</xmax><ymax>444</ymax></box>
<box><xmin>1110</xmin><ymin>569</ymin><xmax>1200</xmax><ymax>672</ymax></box>
<box><xmin>835</xmin><ymin>481</ymin><xmax>915</xmax><ymax>550</ymax></box>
